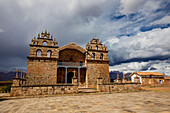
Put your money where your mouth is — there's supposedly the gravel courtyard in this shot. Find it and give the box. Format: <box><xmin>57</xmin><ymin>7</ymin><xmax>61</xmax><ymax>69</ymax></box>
<box><xmin>0</xmin><ymin>91</ymin><xmax>170</xmax><ymax>113</ymax></box>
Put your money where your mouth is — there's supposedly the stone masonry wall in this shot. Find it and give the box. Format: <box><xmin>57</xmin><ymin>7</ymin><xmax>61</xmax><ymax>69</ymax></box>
<box><xmin>59</xmin><ymin>49</ymin><xmax>85</xmax><ymax>63</ymax></box>
<box><xmin>10</xmin><ymin>84</ymin><xmax>78</xmax><ymax>96</ymax></box>
<box><xmin>97</xmin><ymin>83</ymin><xmax>141</xmax><ymax>92</ymax></box>
<box><xmin>87</xmin><ymin>62</ymin><xmax>110</xmax><ymax>88</ymax></box>
<box><xmin>26</xmin><ymin>60</ymin><xmax>57</xmax><ymax>85</ymax></box>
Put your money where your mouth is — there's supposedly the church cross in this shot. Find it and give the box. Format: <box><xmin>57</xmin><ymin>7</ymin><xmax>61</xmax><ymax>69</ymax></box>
<box><xmin>73</xmin><ymin>70</ymin><xmax>76</xmax><ymax>77</ymax></box>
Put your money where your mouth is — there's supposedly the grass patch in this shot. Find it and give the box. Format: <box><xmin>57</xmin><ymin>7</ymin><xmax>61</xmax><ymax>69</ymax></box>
<box><xmin>0</xmin><ymin>85</ymin><xmax>11</xmax><ymax>93</ymax></box>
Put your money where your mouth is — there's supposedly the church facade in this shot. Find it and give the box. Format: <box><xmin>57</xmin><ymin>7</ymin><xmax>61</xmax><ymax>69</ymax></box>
<box><xmin>26</xmin><ymin>30</ymin><xmax>110</xmax><ymax>88</ymax></box>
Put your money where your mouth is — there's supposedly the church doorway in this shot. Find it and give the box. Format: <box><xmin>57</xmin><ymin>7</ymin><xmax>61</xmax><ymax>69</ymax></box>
<box><xmin>67</xmin><ymin>72</ymin><xmax>74</xmax><ymax>83</ymax></box>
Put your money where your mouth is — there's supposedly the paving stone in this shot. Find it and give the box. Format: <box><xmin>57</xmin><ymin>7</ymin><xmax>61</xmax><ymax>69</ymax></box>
<box><xmin>0</xmin><ymin>92</ymin><xmax>170</xmax><ymax>113</ymax></box>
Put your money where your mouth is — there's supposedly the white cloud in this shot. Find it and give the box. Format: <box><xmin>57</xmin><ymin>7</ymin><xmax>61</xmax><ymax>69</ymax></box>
<box><xmin>105</xmin><ymin>27</ymin><xmax>170</xmax><ymax>63</ymax></box>
<box><xmin>119</xmin><ymin>0</ymin><xmax>145</xmax><ymax>15</ymax></box>
<box><xmin>109</xmin><ymin>60</ymin><xmax>170</xmax><ymax>76</ymax></box>
<box><xmin>150</xmin><ymin>15</ymin><xmax>170</xmax><ymax>25</ymax></box>
<box><xmin>119</xmin><ymin>0</ymin><xmax>161</xmax><ymax>16</ymax></box>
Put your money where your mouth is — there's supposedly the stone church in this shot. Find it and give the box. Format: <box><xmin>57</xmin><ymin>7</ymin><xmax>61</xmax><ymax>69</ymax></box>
<box><xmin>26</xmin><ymin>30</ymin><xmax>110</xmax><ymax>88</ymax></box>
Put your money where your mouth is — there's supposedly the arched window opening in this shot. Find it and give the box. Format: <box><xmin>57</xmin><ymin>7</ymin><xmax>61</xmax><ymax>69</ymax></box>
<box><xmin>44</xmin><ymin>36</ymin><xmax>47</xmax><ymax>38</ymax></box>
<box><xmin>36</xmin><ymin>50</ymin><xmax>41</xmax><ymax>57</ymax></box>
<box><xmin>92</xmin><ymin>53</ymin><xmax>95</xmax><ymax>60</ymax></box>
<box><xmin>100</xmin><ymin>54</ymin><xmax>103</xmax><ymax>60</ymax></box>
<box><xmin>70</xmin><ymin>57</ymin><xmax>73</xmax><ymax>61</ymax></box>
<box><xmin>43</xmin><ymin>41</ymin><xmax>47</xmax><ymax>46</ymax></box>
<box><xmin>47</xmin><ymin>50</ymin><xmax>52</xmax><ymax>57</ymax></box>
<box><xmin>96</xmin><ymin>46</ymin><xmax>98</xmax><ymax>50</ymax></box>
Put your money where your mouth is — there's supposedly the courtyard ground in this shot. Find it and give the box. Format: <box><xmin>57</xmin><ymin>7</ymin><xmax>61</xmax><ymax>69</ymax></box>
<box><xmin>0</xmin><ymin>90</ymin><xmax>170</xmax><ymax>113</ymax></box>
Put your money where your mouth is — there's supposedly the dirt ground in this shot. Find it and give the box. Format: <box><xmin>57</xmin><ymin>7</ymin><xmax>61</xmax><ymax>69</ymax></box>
<box><xmin>141</xmin><ymin>86</ymin><xmax>170</xmax><ymax>92</ymax></box>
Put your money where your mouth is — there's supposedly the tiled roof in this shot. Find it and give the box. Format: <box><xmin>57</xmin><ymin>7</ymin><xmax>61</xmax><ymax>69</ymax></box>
<box><xmin>130</xmin><ymin>72</ymin><xmax>165</xmax><ymax>76</ymax></box>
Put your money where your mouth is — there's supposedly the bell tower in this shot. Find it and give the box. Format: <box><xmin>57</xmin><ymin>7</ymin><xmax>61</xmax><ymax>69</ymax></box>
<box><xmin>86</xmin><ymin>38</ymin><xmax>110</xmax><ymax>87</ymax></box>
<box><xmin>26</xmin><ymin>30</ymin><xmax>59</xmax><ymax>85</ymax></box>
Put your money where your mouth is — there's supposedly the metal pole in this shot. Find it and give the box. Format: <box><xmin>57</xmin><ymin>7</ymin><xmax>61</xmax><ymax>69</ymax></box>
<box><xmin>78</xmin><ymin>67</ymin><xmax>80</xmax><ymax>85</ymax></box>
<box><xmin>65</xmin><ymin>67</ymin><xmax>67</xmax><ymax>84</ymax></box>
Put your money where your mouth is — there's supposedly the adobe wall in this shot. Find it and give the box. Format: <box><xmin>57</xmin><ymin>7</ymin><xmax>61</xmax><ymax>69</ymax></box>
<box><xmin>164</xmin><ymin>79</ymin><xmax>170</xmax><ymax>86</ymax></box>
<box><xmin>10</xmin><ymin>84</ymin><xmax>78</xmax><ymax>96</ymax></box>
<box><xmin>87</xmin><ymin>62</ymin><xmax>110</xmax><ymax>88</ymax></box>
<box><xmin>26</xmin><ymin>60</ymin><xmax>57</xmax><ymax>85</ymax></box>
<box><xmin>141</xmin><ymin>78</ymin><xmax>164</xmax><ymax>86</ymax></box>
<box><xmin>97</xmin><ymin>83</ymin><xmax>141</xmax><ymax>92</ymax></box>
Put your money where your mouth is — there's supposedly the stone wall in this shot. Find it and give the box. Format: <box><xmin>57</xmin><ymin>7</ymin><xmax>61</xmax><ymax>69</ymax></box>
<box><xmin>59</xmin><ymin>49</ymin><xmax>85</xmax><ymax>63</ymax></box>
<box><xmin>87</xmin><ymin>62</ymin><xmax>110</xmax><ymax>88</ymax></box>
<box><xmin>97</xmin><ymin>77</ymin><xmax>141</xmax><ymax>92</ymax></box>
<box><xmin>26</xmin><ymin>60</ymin><xmax>57</xmax><ymax>85</ymax></box>
<box><xmin>97</xmin><ymin>83</ymin><xmax>141</xmax><ymax>92</ymax></box>
<box><xmin>10</xmin><ymin>84</ymin><xmax>78</xmax><ymax>96</ymax></box>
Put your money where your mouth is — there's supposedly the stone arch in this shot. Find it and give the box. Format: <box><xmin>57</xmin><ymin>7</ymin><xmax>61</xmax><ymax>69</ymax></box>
<box><xmin>42</xmin><ymin>41</ymin><xmax>47</xmax><ymax>46</ymax></box>
<box><xmin>96</xmin><ymin>46</ymin><xmax>98</xmax><ymax>50</ymax></box>
<box><xmin>92</xmin><ymin>53</ymin><xmax>95</xmax><ymax>60</ymax></box>
<box><xmin>47</xmin><ymin>50</ymin><xmax>52</xmax><ymax>57</ymax></box>
<box><xmin>100</xmin><ymin>53</ymin><xmax>103</xmax><ymax>60</ymax></box>
<box><xmin>36</xmin><ymin>49</ymin><xmax>41</xmax><ymax>57</ymax></box>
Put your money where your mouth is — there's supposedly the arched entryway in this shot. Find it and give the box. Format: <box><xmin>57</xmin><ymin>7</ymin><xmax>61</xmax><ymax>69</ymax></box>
<box><xmin>67</xmin><ymin>72</ymin><xmax>74</xmax><ymax>83</ymax></box>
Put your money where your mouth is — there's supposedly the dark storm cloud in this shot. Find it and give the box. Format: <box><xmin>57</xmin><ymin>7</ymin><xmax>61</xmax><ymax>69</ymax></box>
<box><xmin>0</xmin><ymin>0</ymin><xmax>170</xmax><ymax>74</ymax></box>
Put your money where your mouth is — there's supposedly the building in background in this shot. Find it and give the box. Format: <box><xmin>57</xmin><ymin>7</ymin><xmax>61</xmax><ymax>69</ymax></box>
<box><xmin>130</xmin><ymin>72</ymin><xmax>165</xmax><ymax>86</ymax></box>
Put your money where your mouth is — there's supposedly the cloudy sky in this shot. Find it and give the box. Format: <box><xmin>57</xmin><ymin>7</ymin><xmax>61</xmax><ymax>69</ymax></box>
<box><xmin>0</xmin><ymin>0</ymin><xmax>170</xmax><ymax>75</ymax></box>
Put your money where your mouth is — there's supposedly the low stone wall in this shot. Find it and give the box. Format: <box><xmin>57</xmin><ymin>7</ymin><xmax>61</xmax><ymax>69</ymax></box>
<box><xmin>10</xmin><ymin>84</ymin><xmax>78</xmax><ymax>96</ymax></box>
<box><xmin>97</xmin><ymin>83</ymin><xmax>141</xmax><ymax>92</ymax></box>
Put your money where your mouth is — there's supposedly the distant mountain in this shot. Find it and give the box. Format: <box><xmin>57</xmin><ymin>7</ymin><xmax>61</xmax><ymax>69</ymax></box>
<box><xmin>110</xmin><ymin>71</ymin><xmax>132</xmax><ymax>81</ymax></box>
<box><xmin>0</xmin><ymin>71</ymin><xmax>16</xmax><ymax>81</ymax></box>
<box><xmin>0</xmin><ymin>71</ymin><xmax>131</xmax><ymax>82</ymax></box>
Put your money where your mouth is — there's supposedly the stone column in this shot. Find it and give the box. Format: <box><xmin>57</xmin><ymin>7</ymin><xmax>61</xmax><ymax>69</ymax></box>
<box><xmin>65</xmin><ymin>67</ymin><xmax>67</xmax><ymax>84</ymax></box>
<box><xmin>15</xmin><ymin>69</ymin><xmax>20</xmax><ymax>78</ymax></box>
<box><xmin>78</xmin><ymin>67</ymin><xmax>80</xmax><ymax>85</ymax></box>
<box><xmin>12</xmin><ymin>70</ymin><xmax>21</xmax><ymax>86</ymax></box>
<box><xmin>116</xmin><ymin>74</ymin><xmax>120</xmax><ymax>83</ymax></box>
<box><xmin>122</xmin><ymin>74</ymin><xmax>126</xmax><ymax>83</ymax></box>
<box><xmin>20</xmin><ymin>72</ymin><xmax>23</xmax><ymax>85</ymax></box>
<box><xmin>72</xmin><ymin>70</ymin><xmax>78</xmax><ymax>93</ymax></box>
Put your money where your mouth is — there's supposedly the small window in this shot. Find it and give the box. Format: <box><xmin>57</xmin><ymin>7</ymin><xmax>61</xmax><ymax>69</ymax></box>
<box><xmin>92</xmin><ymin>53</ymin><xmax>95</xmax><ymax>60</ymax></box>
<box><xmin>44</xmin><ymin>36</ymin><xmax>47</xmax><ymax>38</ymax></box>
<box><xmin>36</xmin><ymin>50</ymin><xmax>41</xmax><ymax>57</ymax></box>
<box><xmin>47</xmin><ymin>50</ymin><xmax>52</xmax><ymax>57</ymax></box>
<box><xmin>100</xmin><ymin>54</ymin><xmax>103</xmax><ymax>60</ymax></box>
<box><xmin>70</xmin><ymin>58</ymin><xmax>73</xmax><ymax>61</ymax></box>
<box><xmin>96</xmin><ymin>46</ymin><xmax>98</xmax><ymax>50</ymax></box>
<box><xmin>43</xmin><ymin>41</ymin><xmax>47</xmax><ymax>46</ymax></box>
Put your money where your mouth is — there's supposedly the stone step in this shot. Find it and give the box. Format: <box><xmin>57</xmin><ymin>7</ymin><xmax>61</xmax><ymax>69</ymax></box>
<box><xmin>78</xmin><ymin>88</ymin><xmax>98</xmax><ymax>93</ymax></box>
